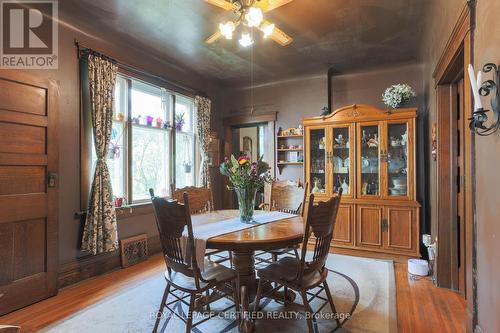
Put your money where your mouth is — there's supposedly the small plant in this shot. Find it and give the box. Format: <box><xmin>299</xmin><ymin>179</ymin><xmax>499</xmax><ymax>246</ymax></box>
<box><xmin>175</xmin><ymin>112</ymin><xmax>185</xmax><ymax>131</ymax></box>
<box><xmin>382</xmin><ymin>84</ymin><xmax>416</xmax><ymax>108</ymax></box>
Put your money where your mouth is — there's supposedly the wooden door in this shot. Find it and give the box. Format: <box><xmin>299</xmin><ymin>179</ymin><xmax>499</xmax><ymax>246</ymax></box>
<box><xmin>0</xmin><ymin>70</ymin><xmax>58</xmax><ymax>315</ymax></box>
<box><xmin>455</xmin><ymin>78</ymin><xmax>466</xmax><ymax>294</ymax></box>
<box><xmin>356</xmin><ymin>122</ymin><xmax>382</xmax><ymax>199</ymax></box>
<box><xmin>330</xmin><ymin>124</ymin><xmax>354</xmax><ymax>197</ymax></box>
<box><xmin>356</xmin><ymin>205</ymin><xmax>383</xmax><ymax>249</ymax></box>
<box><xmin>332</xmin><ymin>204</ymin><xmax>354</xmax><ymax>246</ymax></box>
<box><xmin>384</xmin><ymin>206</ymin><xmax>415</xmax><ymax>252</ymax></box>
<box><xmin>305</xmin><ymin>126</ymin><xmax>328</xmax><ymax>196</ymax></box>
<box><xmin>382</xmin><ymin>120</ymin><xmax>414</xmax><ymax>200</ymax></box>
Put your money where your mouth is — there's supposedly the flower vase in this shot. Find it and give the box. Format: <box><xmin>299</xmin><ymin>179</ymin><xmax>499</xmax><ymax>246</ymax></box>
<box><xmin>235</xmin><ymin>187</ymin><xmax>257</xmax><ymax>223</ymax></box>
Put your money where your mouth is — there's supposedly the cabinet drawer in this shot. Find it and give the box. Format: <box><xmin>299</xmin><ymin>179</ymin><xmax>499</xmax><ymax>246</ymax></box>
<box><xmin>384</xmin><ymin>206</ymin><xmax>416</xmax><ymax>252</ymax></box>
<box><xmin>356</xmin><ymin>205</ymin><xmax>383</xmax><ymax>248</ymax></box>
<box><xmin>333</xmin><ymin>204</ymin><xmax>354</xmax><ymax>246</ymax></box>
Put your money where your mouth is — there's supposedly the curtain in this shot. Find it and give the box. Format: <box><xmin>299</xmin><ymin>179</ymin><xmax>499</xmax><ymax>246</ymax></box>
<box><xmin>81</xmin><ymin>53</ymin><xmax>119</xmax><ymax>255</ymax></box>
<box><xmin>195</xmin><ymin>96</ymin><xmax>212</xmax><ymax>188</ymax></box>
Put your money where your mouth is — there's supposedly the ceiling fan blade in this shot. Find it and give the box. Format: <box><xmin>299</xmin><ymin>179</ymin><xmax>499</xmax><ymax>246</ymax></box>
<box><xmin>257</xmin><ymin>0</ymin><xmax>294</xmax><ymax>13</ymax></box>
<box><xmin>204</xmin><ymin>0</ymin><xmax>239</xmax><ymax>11</ymax></box>
<box><xmin>270</xmin><ymin>25</ymin><xmax>293</xmax><ymax>46</ymax></box>
<box><xmin>206</xmin><ymin>30</ymin><xmax>222</xmax><ymax>44</ymax></box>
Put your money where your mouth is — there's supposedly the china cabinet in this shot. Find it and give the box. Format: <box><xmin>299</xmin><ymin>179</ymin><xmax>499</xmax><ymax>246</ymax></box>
<box><xmin>303</xmin><ymin>104</ymin><xmax>420</xmax><ymax>258</ymax></box>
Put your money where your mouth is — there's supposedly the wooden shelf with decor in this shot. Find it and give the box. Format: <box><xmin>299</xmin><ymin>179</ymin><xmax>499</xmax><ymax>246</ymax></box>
<box><xmin>303</xmin><ymin>104</ymin><xmax>421</xmax><ymax>259</ymax></box>
<box><xmin>276</xmin><ymin>127</ymin><xmax>304</xmax><ymax>173</ymax></box>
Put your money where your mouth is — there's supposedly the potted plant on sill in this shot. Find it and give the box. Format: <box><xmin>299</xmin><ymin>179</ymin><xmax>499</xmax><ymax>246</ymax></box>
<box><xmin>220</xmin><ymin>155</ymin><xmax>271</xmax><ymax>223</ymax></box>
<box><xmin>175</xmin><ymin>112</ymin><xmax>185</xmax><ymax>131</ymax></box>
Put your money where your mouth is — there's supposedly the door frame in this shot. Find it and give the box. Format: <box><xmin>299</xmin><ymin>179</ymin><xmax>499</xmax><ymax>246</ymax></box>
<box><xmin>222</xmin><ymin>112</ymin><xmax>277</xmax><ymax>208</ymax></box>
<box><xmin>432</xmin><ymin>2</ymin><xmax>476</xmax><ymax>331</ymax></box>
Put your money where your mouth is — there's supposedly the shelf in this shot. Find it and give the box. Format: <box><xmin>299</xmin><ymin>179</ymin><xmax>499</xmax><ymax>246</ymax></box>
<box><xmin>277</xmin><ymin>162</ymin><xmax>303</xmax><ymax>165</ymax></box>
<box><xmin>277</xmin><ymin>135</ymin><xmax>303</xmax><ymax>138</ymax></box>
<box><xmin>277</xmin><ymin>148</ymin><xmax>303</xmax><ymax>152</ymax></box>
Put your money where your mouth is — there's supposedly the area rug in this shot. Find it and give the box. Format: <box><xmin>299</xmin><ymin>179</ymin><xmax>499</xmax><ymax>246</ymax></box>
<box><xmin>42</xmin><ymin>254</ymin><xmax>396</xmax><ymax>333</ymax></box>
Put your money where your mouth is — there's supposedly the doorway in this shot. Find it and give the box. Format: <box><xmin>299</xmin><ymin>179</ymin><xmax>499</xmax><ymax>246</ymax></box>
<box><xmin>222</xmin><ymin>113</ymin><xmax>276</xmax><ymax>209</ymax></box>
<box><xmin>231</xmin><ymin>123</ymin><xmax>269</xmax><ymax>208</ymax></box>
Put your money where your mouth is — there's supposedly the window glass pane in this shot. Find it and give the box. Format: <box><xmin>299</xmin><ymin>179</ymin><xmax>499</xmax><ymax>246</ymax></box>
<box><xmin>360</xmin><ymin>125</ymin><xmax>379</xmax><ymax>196</ymax></box>
<box><xmin>175</xmin><ymin>96</ymin><xmax>193</xmax><ymax>133</ymax></box>
<box><xmin>388</xmin><ymin>123</ymin><xmax>408</xmax><ymax>196</ymax></box>
<box><xmin>108</xmin><ymin>121</ymin><xmax>126</xmax><ymax>198</ymax></box>
<box><xmin>132</xmin><ymin>126</ymin><xmax>170</xmax><ymax>201</ymax></box>
<box><xmin>175</xmin><ymin>132</ymin><xmax>195</xmax><ymax>188</ymax></box>
<box><xmin>114</xmin><ymin>76</ymin><xmax>128</xmax><ymax>121</ymax></box>
<box><xmin>131</xmin><ymin>81</ymin><xmax>165</xmax><ymax>126</ymax></box>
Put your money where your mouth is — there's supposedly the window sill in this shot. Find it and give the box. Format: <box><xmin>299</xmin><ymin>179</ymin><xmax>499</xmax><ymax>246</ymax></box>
<box><xmin>115</xmin><ymin>202</ymin><xmax>153</xmax><ymax>220</ymax></box>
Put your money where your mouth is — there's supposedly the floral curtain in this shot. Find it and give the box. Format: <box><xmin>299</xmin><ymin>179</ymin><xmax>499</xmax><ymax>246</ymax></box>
<box><xmin>81</xmin><ymin>53</ymin><xmax>119</xmax><ymax>255</ymax></box>
<box><xmin>195</xmin><ymin>96</ymin><xmax>212</xmax><ymax>188</ymax></box>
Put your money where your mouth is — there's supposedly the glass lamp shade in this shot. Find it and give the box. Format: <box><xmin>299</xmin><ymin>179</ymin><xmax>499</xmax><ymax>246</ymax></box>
<box><xmin>239</xmin><ymin>33</ymin><xmax>254</xmax><ymax>47</ymax></box>
<box><xmin>245</xmin><ymin>7</ymin><xmax>263</xmax><ymax>27</ymax></box>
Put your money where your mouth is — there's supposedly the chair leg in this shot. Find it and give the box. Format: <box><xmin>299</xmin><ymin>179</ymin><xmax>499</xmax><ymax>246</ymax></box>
<box><xmin>293</xmin><ymin>248</ymin><xmax>300</xmax><ymax>259</ymax></box>
<box><xmin>232</xmin><ymin>279</ymin><xmax>241</xmax><ymax>325</ymax></box>
<box><xmin>271</xmin><ymin>253</ymin><xmax>278</xmax><ymax>262</ymax></box>
<box><xmin>254</xmin><ymin>278</ymin><xmax>263</xmax><ymax>312</ymax></box>
<box><xmin>205</xmin><ymin>289</ymin><xmax>211</xmax><ymax>312</ymax></box>
<box><xmin>283</xmin><ymin>285</ymin><xmax>289</xmax><ymax>306</ymax></box>
<box><xmin>229</xmin><ymin>251</ymin><xmax>233</xmax><ymax>268</ymax></box>
<box><xmin>300</xmin><ymin>291</ymin><xmax>315</xmax><ymax>333</ymax></box>
<box><xmin>323</xmin><ymin>281</ymin><xmax>341</xmax><ymax>327</ymax></box>
<box><xmin>153</xmin><ymin>283</ymin><xmax>170</xmax><ymax>333</ymax></box>
<box><xmin>185</xmin><ymin>293</ymin><xmax>196</xmax><ymax>333</ymax></box>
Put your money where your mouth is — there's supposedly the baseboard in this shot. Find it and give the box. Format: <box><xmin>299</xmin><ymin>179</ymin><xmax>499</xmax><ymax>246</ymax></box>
<box><xmin>58</xmin><ymin>234</ymin><xmax>161</xmax><ymax>289</ymax></box>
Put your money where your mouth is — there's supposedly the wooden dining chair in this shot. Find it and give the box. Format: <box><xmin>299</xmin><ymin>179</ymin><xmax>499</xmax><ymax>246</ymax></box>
<box><xmin>0</xmin><ymin>326</ymin><xmax>20</xmax><ymax>333</ymax></box>
<box><xmin>258</xmin><ymin>180</ymin><xmax>308</xmax><ymax>262</ymax></box>
<box><xmin>150</xmin><ymin>189</ymin><xmax>240</xmax><ymax>333</ymax></box>
<box><xmin>254</xmin><ymin>189</ymin><xmax>343</xmax><ymax>333</ymax></box>
<box><xmin>170</xmin><ymin>185</ymin><xmax>214</xmax><ymax>214</ymax></box>
<box><xmin>171</xmin><ymin>185</ymin><xmax>232</xmax><ymax>265</ymax></box>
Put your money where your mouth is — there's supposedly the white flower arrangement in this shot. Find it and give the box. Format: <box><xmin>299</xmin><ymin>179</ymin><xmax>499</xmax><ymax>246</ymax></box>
<box><xmin>382</xmin><ymin>84</ymin><xmax>416</xmax><ymax>108</ymax></box>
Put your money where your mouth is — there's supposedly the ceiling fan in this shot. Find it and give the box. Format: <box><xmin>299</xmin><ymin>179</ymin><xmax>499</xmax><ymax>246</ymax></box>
<box><xmin>204</xmin><ymin>0</ymin><xmax>294</xmax><ymax>47</ymax></box>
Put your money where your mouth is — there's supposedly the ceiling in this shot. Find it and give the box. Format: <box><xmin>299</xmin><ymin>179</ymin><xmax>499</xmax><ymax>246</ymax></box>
<box><xmin>62</xmin><ymin>0</ymin><xmax>429</xmax><ymax>87</ymax></box>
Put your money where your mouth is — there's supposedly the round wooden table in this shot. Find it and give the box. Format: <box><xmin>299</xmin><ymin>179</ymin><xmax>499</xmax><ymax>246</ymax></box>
<box><xmin>206</xmin><ymin>211</ymin><xmax>304</xmax><ymax>300</ymax></box>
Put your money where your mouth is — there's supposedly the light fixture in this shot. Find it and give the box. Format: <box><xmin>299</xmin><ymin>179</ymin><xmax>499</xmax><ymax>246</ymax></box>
<box><xmin>239</xmin><ymin>32</ymin><xmax>254</xmax><ymax>47</ymax></box>
<box><xmin>219</xmin><ymin>21</ymin><xmax>235</xmax><ymax>39</ymax></box>
<box><xmin>245</xmin><ymin>7</ymin><xmax>263</xmax><ymax>27</ymax></box>
<box><xmin>261</xmin><ymin>22</ymin><xmax>275</xmax><ymax>39</ymax></box>
<box><xmin>468</xmin><ymin>63</ymin><xmax>500</xmax><ymax>136</ymax></box>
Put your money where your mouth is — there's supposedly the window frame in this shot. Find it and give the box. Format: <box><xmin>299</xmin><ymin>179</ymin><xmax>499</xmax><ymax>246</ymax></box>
<box><xmin>80</xmin><ymin>71</ymin><xmax>199</xmax><ymax>212</ymax></box>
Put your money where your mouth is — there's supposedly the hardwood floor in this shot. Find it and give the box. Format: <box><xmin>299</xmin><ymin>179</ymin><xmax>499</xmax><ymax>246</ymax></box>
<box><xmin>0</xmin><ymin>255</ymin><xmax>466</xmax><ymax>332</ymax></box>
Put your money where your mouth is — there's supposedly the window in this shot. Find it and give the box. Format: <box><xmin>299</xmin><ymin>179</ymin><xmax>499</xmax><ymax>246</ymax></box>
<box><xmin>89</xmin><ymin>74</ymin><xmax>198</xmax><ymax>204</ymax></box>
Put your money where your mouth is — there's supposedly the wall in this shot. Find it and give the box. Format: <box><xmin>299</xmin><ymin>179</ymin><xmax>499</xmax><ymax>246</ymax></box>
<box><xmin>223</xmin><ymin>63</ymin><xmax>425</xmax><ymax>225</ymax></box>
<box><xmin>473</xmin><ymin>0</ymin><xmax>500</xmax><ymax>331</ymax></box>
<box><xmin>21</xmin><ymin>4</ymin><xmax>224</xmax><ymax>265</ymax></box>
<box><xmin>420</xmin><ymin>0</ymin><xmax>500</xmax><ymax>331</ymax></box>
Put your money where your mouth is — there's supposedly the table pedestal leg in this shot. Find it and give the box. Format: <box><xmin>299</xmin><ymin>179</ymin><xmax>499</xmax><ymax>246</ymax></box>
<box><xmin>232</xmin><ymin>250</ymin><xmax>256</xmax><ymax>333</ymax></box>
<box><xmin>232</xmin><ymin>250</ymin><xmax>256</xmax><ymax>299</ymax></box>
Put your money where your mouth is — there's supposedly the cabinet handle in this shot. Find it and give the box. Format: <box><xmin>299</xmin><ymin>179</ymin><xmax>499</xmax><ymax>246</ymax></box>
<box><xmin>381</xmin><ymin>218</ymin><xmax>388</xmax><ymax>231</ymax></box>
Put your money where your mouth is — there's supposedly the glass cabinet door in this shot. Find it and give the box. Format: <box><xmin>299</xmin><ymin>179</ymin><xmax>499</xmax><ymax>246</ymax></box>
<box><xmin>358</xmin><ymin>123</ymin><xmax>381</xmax><ymax>197</ymax></box>
<box><xmin>386</xmin><ymin>122</ymin><xmax>409</xmax><ymax>198</ymax></box>
<box><xmin>331</xmin><ymin>126</ymin><xmax>353</xmax><ymax>196</ymax></box>
<box><xmin>308</xmin><ymin>128</ymin><xmax>327</xmax><ymax>194</ymax></box>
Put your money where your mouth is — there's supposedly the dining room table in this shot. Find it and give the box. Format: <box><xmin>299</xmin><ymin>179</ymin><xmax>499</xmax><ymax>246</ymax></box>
<box><xmin>189</xmin><ymin>209</ymin><xmax>305</xmax><ymax>332</ymax></box>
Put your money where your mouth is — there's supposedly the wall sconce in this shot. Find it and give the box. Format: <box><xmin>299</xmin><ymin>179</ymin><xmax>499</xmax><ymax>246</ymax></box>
<box><xmin>468</xmin><ymin>63</ymin><xmax>500</xmax><ymax>136</ymax></box>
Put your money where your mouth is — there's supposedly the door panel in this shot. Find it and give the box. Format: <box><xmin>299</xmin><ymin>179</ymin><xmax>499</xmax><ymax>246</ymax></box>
<box><xmin>385</xmin><ymin>207</ymin><xmax>413</xmax><ymax>251</ymax></box>
<box><xmin>333</xmin><ymin>204</ymin><xmax>353</xmax><ymax>245</ymax></box>
<box><xmin>306</xmin><ymin>126</ymin><xmax>328</xmax><ymax>196</ymax></box>
<box><xmin>356</xmin><ymin>205</ymin><xmax>383</xmax><ymax>248</ymax></box>
<box><xmin>0</xmin><ymin>71</ymin><xmax>58</xmax><ymax>315</ymax></box>
<box><xmin>357</xmin><ymin>123</ymin><xmax>381</xmax><ymax>198</ymax></box>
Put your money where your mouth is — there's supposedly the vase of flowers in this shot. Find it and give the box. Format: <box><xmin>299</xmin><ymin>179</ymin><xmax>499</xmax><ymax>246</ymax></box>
<box><xmin>382</xmin><ymin>84</ymin><xmax>416</xmax><ymax>108</ymax></box>
<box><xmin>220</xmin><ymin>155</ymin><xmax>271</xmax><ymax>223</ymax></box>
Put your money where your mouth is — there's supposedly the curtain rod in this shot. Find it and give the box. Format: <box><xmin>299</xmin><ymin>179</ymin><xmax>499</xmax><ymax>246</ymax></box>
<box><xmin>74</xmin><ymin>40</ymin><xmax>207</xmax><ymax>98</ymax></box>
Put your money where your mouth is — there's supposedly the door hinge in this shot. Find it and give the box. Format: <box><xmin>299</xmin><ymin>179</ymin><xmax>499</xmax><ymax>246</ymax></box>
<box><xmin>382</xmin><ymin>218</ymin><xmax>388</xmax><ymax>232</ymax></box>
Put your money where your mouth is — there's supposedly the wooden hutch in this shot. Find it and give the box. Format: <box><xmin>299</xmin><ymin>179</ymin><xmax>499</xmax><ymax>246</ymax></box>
<box><xmin>303</xmin><ymin>104</ymin><xmax>420</xmax><ymax>259</ymax></box>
